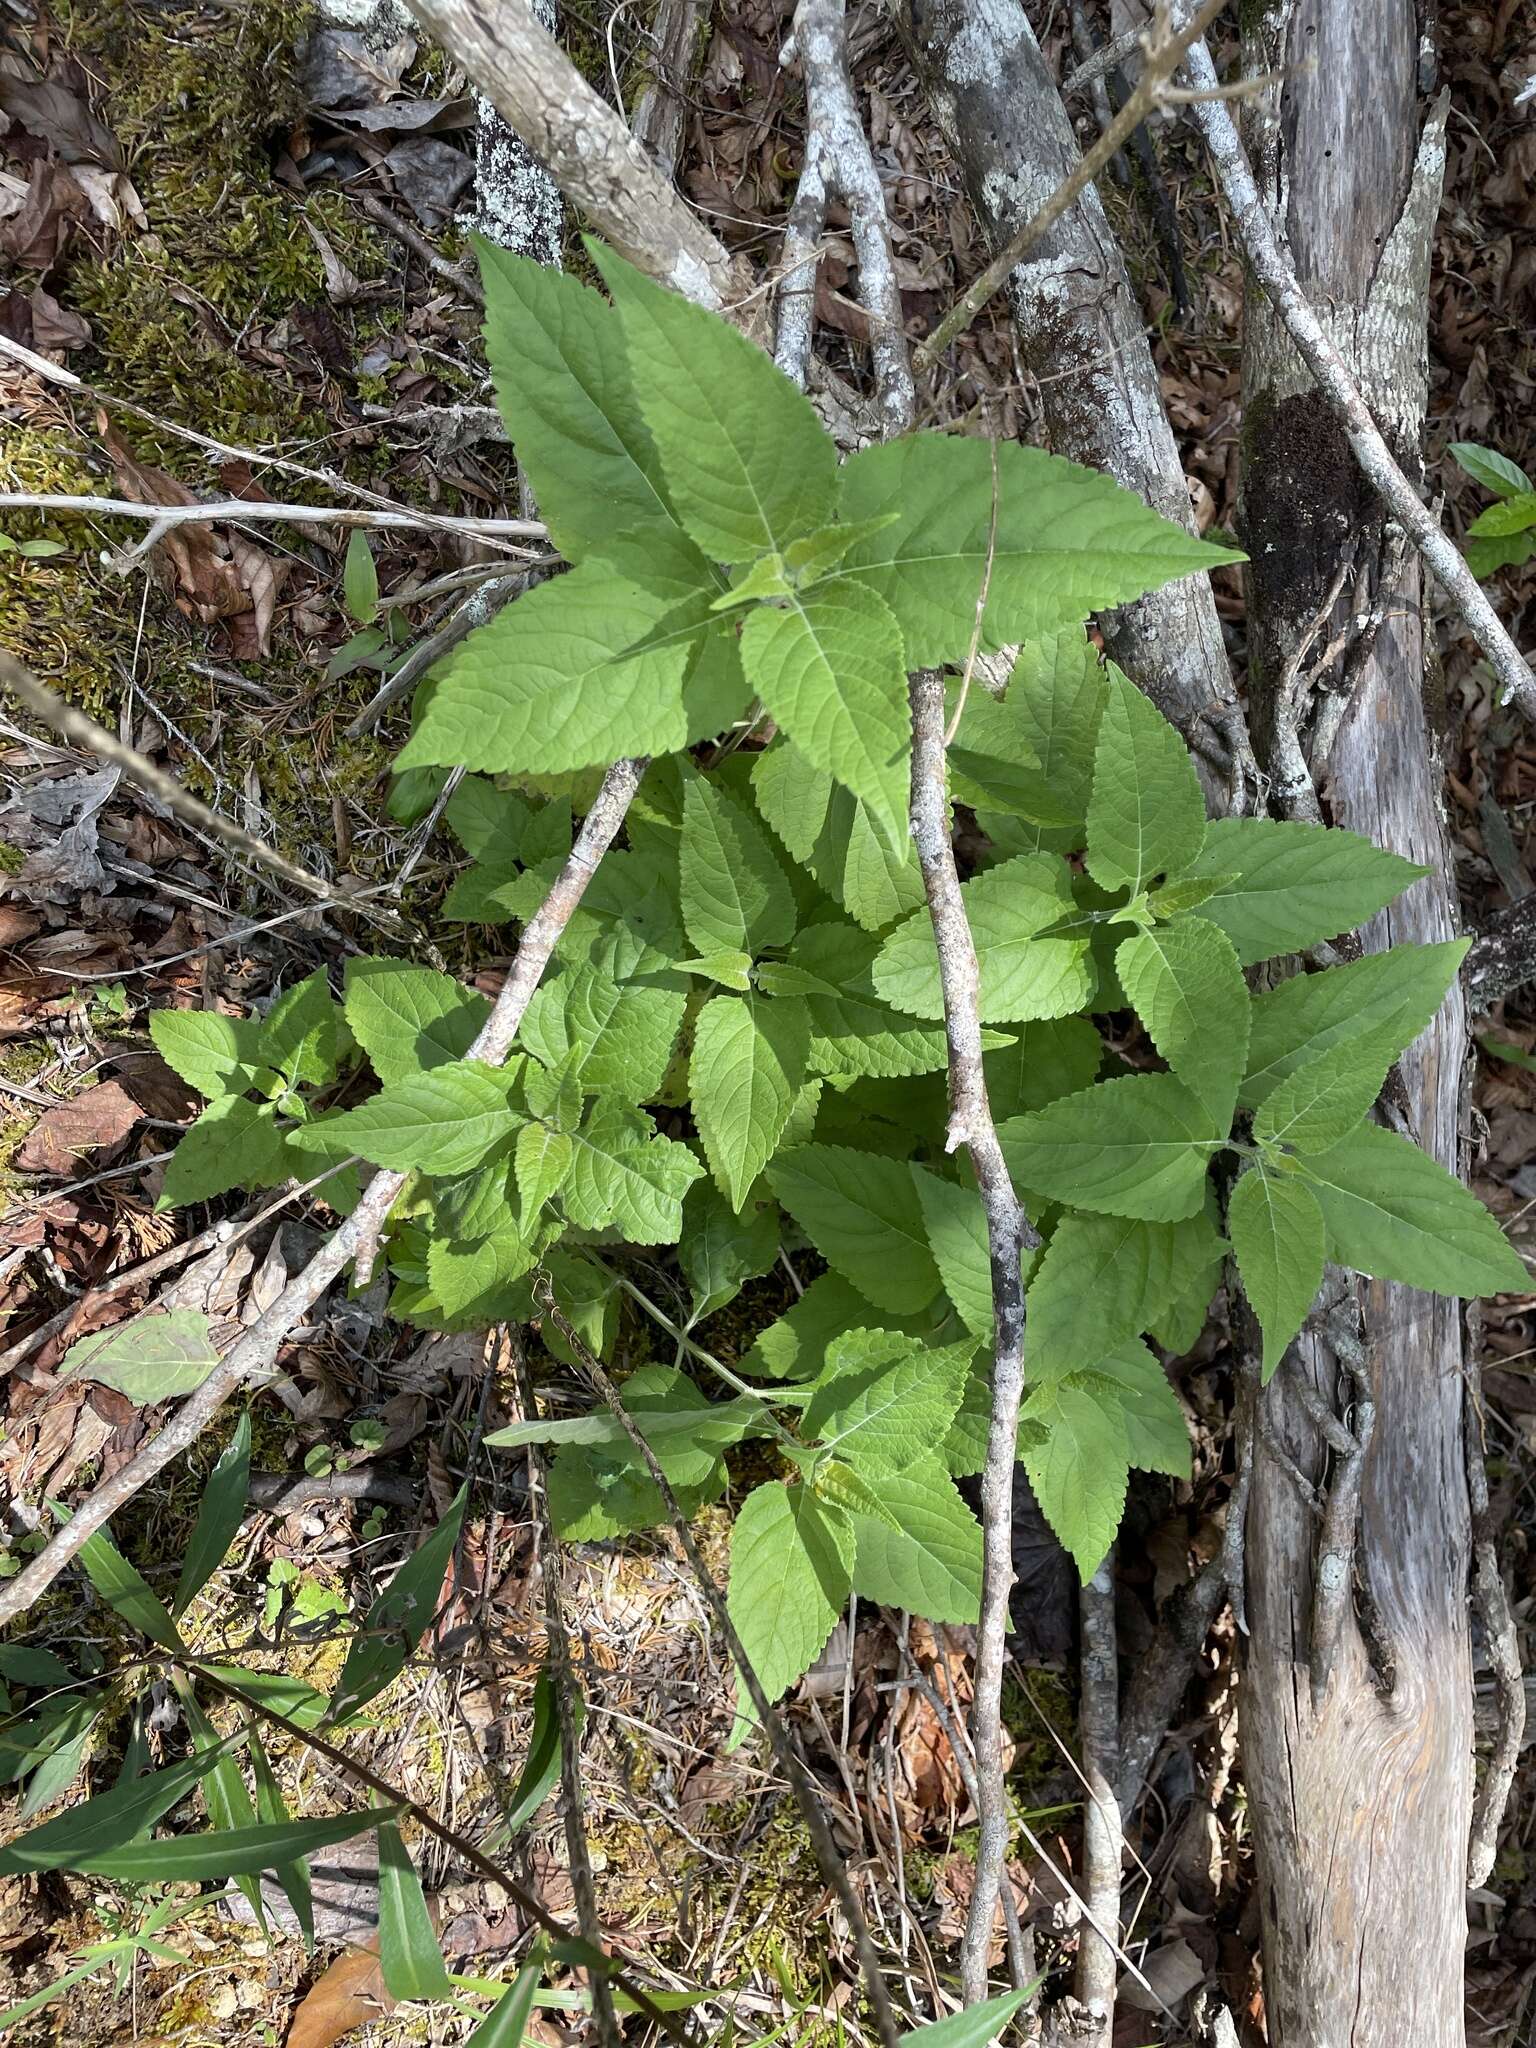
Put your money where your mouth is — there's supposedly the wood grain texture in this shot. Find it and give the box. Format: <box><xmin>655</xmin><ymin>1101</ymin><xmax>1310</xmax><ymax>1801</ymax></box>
<box><xmin>1238</xmin><ymin>4</ymin><xmax>1472</xmax><ymax>2042</ymax></box>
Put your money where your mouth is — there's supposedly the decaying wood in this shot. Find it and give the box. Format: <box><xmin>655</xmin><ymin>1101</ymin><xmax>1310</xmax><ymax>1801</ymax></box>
<box><xmin>901</xmin><ymin>0</ymin><xmax>1244</xmax><ymax>803</ymax></box>
<box><xmin>1232</xmin><ymin>7</ymin><xmax>1479</xmax><ymax>2038</ymax></box>
<box><xmin>1075</xmin><ymin>1562</ymin><xmax>1121</xmax><ymax>2047</ymax></box>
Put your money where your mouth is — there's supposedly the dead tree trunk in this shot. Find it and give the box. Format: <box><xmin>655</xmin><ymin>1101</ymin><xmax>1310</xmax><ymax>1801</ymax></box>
<box><xmin>1236</xmin><ymin>5</ymin><xmax>1472</xmax><ymax>2040</ymax></box>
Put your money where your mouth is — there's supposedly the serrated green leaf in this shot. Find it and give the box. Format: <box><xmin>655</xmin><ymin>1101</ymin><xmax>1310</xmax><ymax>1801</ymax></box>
<box><xmin>330</xmin><ymin>1490</ymin><xmax>466</xmax><ymax>1722</ymax></box>
<box><xmin>514</xmin><ymin>1120</ymin><xmax>572</xmax><ymax>1223</ymax></box>
<box><xmin>1450</xmin><ymin>442</ymin><xmax>1533</xmax><ymax>499</ymax></box>
<box><xmin>711</xmin><ymin>551</ymin><xmax>791</xmax><ymax>606</ymax></box>
<box><xmin>747</xmin><ymin>1271</ymin><xmax>909</xmax><ymax>1380</ymax></box>
<box><xmin>1076</xmin><ymin>1339</ymin><xmax>1191</xmax><ymax>1475</ymax></box>
<box><xmin>675</xmin><ymin>951</ymin><xmax>753</xmax><ymax>989</ymax></box>
<box><xmin>1175</xmin><ymin>818</ymin><xmax>1425</xmax><ymax>965</ymax></box>
<box><xmin>174</xmin><ymin>1412</ymin><xmax>250</xmax><ymax>1617</ymax></box>
<box><xmin>910</xmin><ymin>1165</ymin><xmax>1033</xmax><ymax>1339</ymax></box>
<box><xmin>343</xmin><ymin>958</ymin><xmax>491</xmax><ymax>1085</ymax></box>
<box><xmin>428</xmin><ymin>1160</ymin><xmax>519</xmax><ymax>1242</ymax></box>
<box><xmin>60</xmin><ymin>1309</ymin><xmax>219</xmax><ymax>1405</ymax></box>
<box><xmin>378</xmin><ymin>1820</ymin><xmax>453</xmax><ymax>1999</ymax></box>
<box><xmin>690</xmin><ymin>994</ymin><xmax>809</xmax><ymax>1211</ymax></box>
<box><xmin>1227</xmin><ymin>1164</ymin><xmax>1325</xmax><ymax>1379</ymax></box>
<box><xmin>1254</xmin><ymin>1028</ymin><xmax>1394</xmax><ymax>1156</ymax></box>
<box><xmin>741</xmin><ymin>578</ymin><xmax>910</xmax><ymax>850</ymax></box>
<box><xmin>768</xmin><ymin>1144</ymin><xmax>941</xmax><ymax>1313</ymax></box>
<box><xmin>398</xmin><ymin>544</ymin><xmax>711</xmax><ymax>776</ymax></box>
<box><xmin>427</xmin><ymin>1226</ymin><xmax>536</xmax><ymax>1324</ymax></box>
<box><xmin>548</xmin><ymin>1442</ymin><xmax>727</xmax><ymax>1541</ymax></box>
<box><xmin>679</xmin><ymin>776</ymin><xmax>797</xmax><ymax>956</ymax></box>
<box><xmin>679</xmin><ymin>1180</ymin><xmax>780</xmax><ymax>1319</ymax></box>
<box><xmin>590</xmin><ymin>241</ymin><xmax>838</xmax><ymax>561</ymax></box>
<box><xmin>1000</xmin><ymin>1072</ymin><xmax>1222</xmax><ymax>1221</ymax></box>
<box><xmin>751</xmin><ymin>740</ymin><xmax>924</xmax><ymax>933</ymax></box>
<box><xmin>1085</xmin><ymin>665</ymin><xmax>1206</xmax><ymax>895</ymax></box>
<box><xmin>263</xmin><ymin>972</ymin><xmax>348</xmax><ymax>1087</ymax></box>
<box><xmin>872</xmin><ymin>855</ymin><xmax>1091</xmax><ymax>1023</ymax></box>
<box><xmin>287</xmin><ymin>1061</ymin><xmax>522</xmax><ymax>1177</ymax></box>
<box><xmin>726</xmin><ymin>1482</ymin><xmax>853</xmax><ymax>1725</ymax></box>
<box><xmin>1116</xmin><ymin>914</ymin><xmax>1249</xmax><ymax>1126</ymax></box>
<box><xmin>477</xmin><ymin>239</ymin><xmax>676</xmax><ymax>559</ymax></box>
<box><xmin>815</xmin><ymin>1460</ymin><xmax>902</xmax><ymax>1529</ymax></box>
<box><xmin>1026</xmin><ymin>1209</ymin><xmax>1223</xmax><ymax>1375</ymax></box>
<box><xmin>1241</xmin><ymin>941</ymin><xmax>1467</xmax><ymax>1106</ymax></box>
<box><xmin>803</xmin><ymin>1327</ymin><xmax>975</xmax><ymax>1475</ymax></box>
<box><xmin>847</xmin><ymin>1455</ymin><xmax>982</xmax><ymax>1623</ymax></box>
<box><xmin>789</xmin><ymin>923</ymin><xmax>961</xmax><ymax>1080</ymax></box>
<box><xmin>987</xmin><ymin>629</ymin><xmax>1108</xmax><ymax>856</ymax></box>
<box><xmin>520</xmin><ymin>964</ymin><xmax>684</xmax><ymax>1102</ymax></box>
<box><xmin>445</xmin><ymin>776</ymin><xmax>535</xmax><ymax>863</ymax></box>
<box><xmin>1020</xmin><ymin>1380</ymin><xmax>1128</xmax><ymax>1581</ymax></box>
<box><xmin>149</xmin><ymin>1007</ymin><xmax>270</xmax><ymax>1101</ymax></box>
<box><xmin>564</xmin><ymin>1098</ymin><xmax>704</xmax><ymax>1242</ymax></box>
<box><xmin>1301</xmin><ymin>1123</ymin><xmax>1529</xmax><ymax>1296</ymax></box>
<box><xmin>160</xmin><ymin>1094</ymin><xmax>289</xmax><ymax>1207</ymax></box>
<box><xmin>836</xmin><ymin>436</ymin><xmax>1242</xmax><ymax>666</ymax></box>
<box><xmin>1467</xmin><ymin>492</ymin><xmax>1536</xmax><ymax>537</ymax></box>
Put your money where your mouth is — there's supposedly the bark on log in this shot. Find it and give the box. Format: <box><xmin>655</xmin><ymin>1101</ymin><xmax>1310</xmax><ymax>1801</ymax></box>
<box><xmin>1236</xmin><ymin>6</ymin><xmax>1473</xmax><ymax>2041</ymax></box>
<box><xmin>901</xmin><ymin>0</ymin><xmax>1242</xmax><ymax>803</ymax></box>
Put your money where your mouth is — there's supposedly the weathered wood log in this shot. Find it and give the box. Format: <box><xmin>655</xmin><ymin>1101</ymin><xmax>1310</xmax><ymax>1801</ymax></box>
<box><xmin>1236</xmin><ymin>5</ymin><xmax>1474</xmax><ymax>2040</ymax></box>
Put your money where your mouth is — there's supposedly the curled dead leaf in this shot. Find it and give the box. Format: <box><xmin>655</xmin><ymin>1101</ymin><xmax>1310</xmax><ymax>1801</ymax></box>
<box><xmin>14</xmin><ymin>1079</ymin><xmax>142</xmax><ymax>1174</ymax></box>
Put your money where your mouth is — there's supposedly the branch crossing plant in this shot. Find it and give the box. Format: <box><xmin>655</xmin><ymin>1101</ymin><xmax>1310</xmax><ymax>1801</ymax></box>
<box><xmin>40</xmin><ymin>239</ymin><xmax>1524</xmax><ymax>1952</ymax></box>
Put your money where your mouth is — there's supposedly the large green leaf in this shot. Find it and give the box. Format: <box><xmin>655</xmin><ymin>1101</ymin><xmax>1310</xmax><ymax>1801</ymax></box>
<box><xmin>678</xmin><ymin>1180</ymin><xmax>780</xmax><ymax>1318</ymax></box>
<box><xmin>747</xmin><ymin>1270</ymin><xmax>919</xmax><ymax>1381</ymax></box>
<box><xmin>726</xmin><ymin>1481</ymin><xmax>853</xmax><ymax>1721</ymax></box>
<box><xmin>1253</xmin><ymin>1029</ymin><xmax>1395</xmax><ymax>1157</ymax></box>
<box><xmin>741</xmin><ymin>578</ymin><xmax>911</xmax><ymax>851</ymax></box>
<box><xmin>803</xmin><ymin>1328</ymin><xmax>975</xmax><ymax>1475</ymax></box>
<box><xmin>1020</xmin><ymin>1380</ymin><xmax>1128</xmax><ymax>1581</ymax></box>
<box><xmin>872</xmin><ymin>856</ymin><xmax>1090</xmax><ymax>1024</ymax></box>
<box><xmin>1116</xmin><ymin>914</ymin><xmax>1250</xmax><ymax>1127</ymax></box>
<box><xmin>982</xmin><ymin>1016</ymin><xmax>1102</xmax><ymax>1120</ymax></box>
<box><xmin>60</xmin><ymin>1309</ymin><xmax>220</xmax><ymax>1406</ymax></box>
<box><xmin>847</xmin><ymin>1456</ymin><xmax>983</xmax><ymax>1623</ymax></box>
<box><xmin>149</xmin><ymin>1008</ymin><xmax>270</xmax><ymax>1100</ymax></box>
<box><xmin>591</xmin><ymin>242</ymin><xmax>837</xmax><ymax>561</ymax></box>
<box><xmin>990</xmin><ymin>629</ymin><xmax>1108</xmax><ymax>855</ymax></box>
<box><xmin>691</xmin><ymin>993</ymin><xmax>809</xmax><ymax>1210</ymax></box>
<box><xmin>778</xmin><ymin>923</ymin><xmax>960</xmax><ymax>1080</ymax></box>
<box><xmin>1227</xmin><ymin>1164</ymin><xmax>1325</xmax><ymax>1379</ymax></box>
<box><xmin>160</xmin><ymin>1095</ymin><xmax>289</xmax><ymax>1207</ymax></box>
<box><xmin>378</xmin><ymin>1820</ymin><xmax>453</xmax><ymax>1999</ymax></box>
<box><xmin>1080</xmin><ymin>1340</ymin><xmax>1191</xmax><ymax>1476</ymax></box>
<box><xmin>1176</xmin><ymin>819</ymin><xmax>1425</xmax><ymax>965</ymax></box>
<box><xmin>520</xmin><ymin>964</ymin><xmax>684</xmax><ymax>1103</ymax></box>
<box><xmin>999</xmin><ymin>1072</ymin><xmax>1223</xmax><ymax>1221</ymax></box>
<box><xmin>262</xmin><ymin>973</ymin><xmax>348</xmax><ymax>1087</ymax></box>
<box><xmin>426</xmin><ymin>1227</ymin><xmax>537</xmax><ymax>1327</ymax></box>
<box><xmin>1084</xmin><ymin>666</ymin><xmax>1206</xmax><ymax>896</ymax></box>
<box><xmin>0</xmin><ymin>1739</ymin><xmax>239</xmax><ymax>1874</ymax></box>
<box><xmin>836</xmin><ymin>435</ymin><xmax>1241</xmax><ymax>665</ymax></box>
<box><xmin>564</xmin><ymin>1099</ymin><xmax>704</xmax><ymax>1243</ymax></box>
<box><xmin>899</xmin><ymin>1988</ymin><xmax>1035</xmax><ymax>2048</ymax></box>
<box><xmin>1025</xmin><ymin>1209</ymin><xmax>1224</xmax><ymax>1375</ymax></box>
<box><xmin>768</xmin><ymin>1144</ymin><xmax>941</xmax><ymax>1314</ymax></box>
<box><xmin>1302</xmin><ymin>1123</ymin><xmax>1529</xmax><ymax>1296</ymax></box>
<box><xmin>678</xmin><ymin>776</ymin><xmax>797</xmax><ymax>956</ymax></box>
<box><xmin>477</xmin><ymin>239</ymin><xmax>675</xmax><ymax>560</ymax></box>
<box><xmin>174</xmin><ymin>1412</ymin><xmax>251</xmax><ymax>1617</ymax></box>
<box><xmin>288</xmin><ymin>1062</ymin><xmax>522</xmax><ymax>1178</ymax></box>
<box><xmin>343</xmin><ymin>959</ymin><xmax>491</xmax><ymax>1086</ymax></box>
<box><xmin>397</xmin><ymin>542</ymin><xmax>714</xmax><ymax>777</ymax></box>
<box><xmin>68</xmin><ymin>1807</ymin><xmax>397</xmax><ymax>1883</ymax></box>
<box><xmin>752</xmin><ymin>740</ymin><xmax>925</xmax><ymax>932</ymax></box>
<box><xmin>1241</xmin><ymin>941</ymin><xmax>1467</xmax><ymax>1105</ymax></box>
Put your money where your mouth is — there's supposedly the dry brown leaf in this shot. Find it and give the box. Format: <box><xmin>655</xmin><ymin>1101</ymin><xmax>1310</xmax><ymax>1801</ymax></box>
<box><xmin>14</xmin><ymin>1079</ymin><xmax>142</xmax><ymax>1174</ymax></box>
<box><xmin>284</xmin><ymin>1942</ymin><xmax>395</xmax><ymax>2048</ymax></box>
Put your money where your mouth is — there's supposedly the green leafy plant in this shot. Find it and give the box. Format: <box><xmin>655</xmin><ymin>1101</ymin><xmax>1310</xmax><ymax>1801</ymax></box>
<box><xmin>1451</xmin><ymin>441</ymin><xmax>1536</xmax><ymax>579</ymax></box>
<box><xmin>140</xmin><ymin>240</ymin><xmax>1527</xmax><ymax>1751</ymax></box>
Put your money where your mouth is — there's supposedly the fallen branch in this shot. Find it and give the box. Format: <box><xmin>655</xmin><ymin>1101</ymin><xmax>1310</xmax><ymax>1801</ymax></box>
<box><xmin>914</xmin><ymin>0</ymin><xmax>1228</xmax><ymax>370</ymax></box>
<box><xmin>907</xmin><ymin>670</ymin><xmax>1037</xmax><ymax>2005</ymax></box>
<box><xmin>775</xmin><ymin>0</ymin><xmax>915</xmax><ymax>437</ymax></box>
<box><xmin>1466</xmin><ymin>1343</ymin><xmax>1525</xmax><ymax>1886</ymax></box>
<box><xmin>1173</xmin><ymin>15</ymin><xmax>1536</xmax><ymax>718</ymax></box>
<box><xmin>1076</xmin><ymin>1560</ymin><xmax>1121</xmax><ymax>2047</ymax></box>
<box><xmin>0</xmin><ymin>758</ymin><xmax>646</xmax><ymax>1631</ymax></box>
<box><xmin>535</xmin><ymin>1281</ymin><xmax>905</xmax><ymax>2048</ymax></box>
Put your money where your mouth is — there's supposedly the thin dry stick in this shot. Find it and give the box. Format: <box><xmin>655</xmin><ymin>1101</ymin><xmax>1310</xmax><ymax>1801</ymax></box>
<box><xmin>1076</xmin><ymin>1559</ymin><xmax>1121</xmax><ymax>2046</ymax></box>
<box><xmin>513</xmin><ymin>1334</ymin><xmax>621</xmax><ymax>2048</ymax></box>
<box><xmin>0</xmin><ymin>759</ymin><xmax>646</xmax><ymax>1631</ymax></box>
<box><xmin>775</xmin><ymin>0</ymin><xmax>915</xmax><ymax>435</ymax></box>
<box><xmin>183</xmin><ymin>1660</ymin><xmax>693</xmax><ymax>2044</ymax></box>
<box><xmin>0</xmin><ymin>651</ymin><xmax>376</xmax><ymax>914</ymax></box>
<box><xmin>0</xmin><ymin>492</ymin><xmax>543</xmax><ymax>561</ymax></box>
<box><xmin>1466</xmin><ymin>1343</ymin><xmax>1524</xmax><ymax>1886</ymax></box>
<box><xmin>907</xmin><ymin>670</ymin><xmax>1037</xmax><ymax>2005</ymax></box>
<box><xmin>914</xmin><ymin>0</ymin><xmax>1228</xmax><ymax>370</ymax></box>
<box><xmin>1172</xmin><ymin>15</ymin><xmax>1536</xmax><ymax>718</ymax></box>
<box><xmin>534</xmin><ymin>1282</ymin><xmax>905</xmax><ymax>2048</ymax></box>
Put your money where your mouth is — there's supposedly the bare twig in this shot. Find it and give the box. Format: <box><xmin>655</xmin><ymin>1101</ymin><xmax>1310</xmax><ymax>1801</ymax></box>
<box><xmin>0</xmin><ymin>760</ymin><xmax>646</xmax><ymax>1629</ymax></box>
<box><xmin>915</xmin><ymin>0</ymin><xmax>1228</xmax><ymax>369</ymax></box>
<box><xmin>0</xmin><ymin>491</ymin><xmax>542</xmax><ymax>563</ymax></box>
<box><xmin>1467</xmin><ymin>1344</ymin><xmax>1525</xmax><ymax>1886</ymax></box>
<box><xmin>345</xmin><ymin>576</ymin><xmax>527</xmax><ymax>738</ymax></box>
<box><xmin>0</xmin><ymin>652</ymin><xmax>380</xmax><ymax>915</ymax></box>
<box><xmin>1076</xmin><ymin>1560</ymin><xmax>1121</xmax><ymax>2046</ymax></box>
<box><xmin>360</xmin><ymin>193</ymin><xmax>486</xmax><ymax>304</ymax></box>
<box><xmin>907</xmin><ymin>671</ymin><xmax>1037</xmax><ymax>2004</ymax></box>
<box><xmin>775</xmin><ymin>0</ymin><xmax>915</xmax><ymax>435</ymax></box>
<box><xmin>1061</xmin><ymin>23</ymin><xmax>1148</xmax><ymax>96</ymax></box>
<box><xmin>1173</xmin><ymin>16</ymin><xmax>1536</xmax><ymax>718</ymax></box>
<box><xmin>534</xmin><ymin>1281</ymin><xmax>905</xmax><ymax>2048</ymax></box>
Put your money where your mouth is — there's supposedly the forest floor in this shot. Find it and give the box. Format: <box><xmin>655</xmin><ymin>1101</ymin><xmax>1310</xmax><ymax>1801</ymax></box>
<box><xmin>0</xmin><ymin>0</ymin><xmax>1535</xmax><ymax>2044</ymax></box>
